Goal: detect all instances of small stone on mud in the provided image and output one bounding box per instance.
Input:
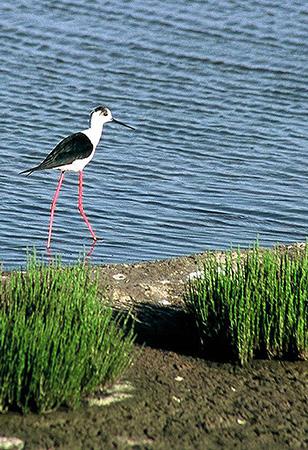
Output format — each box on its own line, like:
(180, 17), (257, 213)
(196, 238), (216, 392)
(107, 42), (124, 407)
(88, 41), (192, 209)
(159, 299), (171, 305)
(187, 270), (204, 280)
(0, 437), (24, 450)
(87, 382), (134, 407)
(175, 376), (184, 382)
(107, 382), (134, 394)
(237, 418), (246, 425)
(112, 273), (126, 281)
(116, 436), (154, 447)
(88, 392), (133, 407)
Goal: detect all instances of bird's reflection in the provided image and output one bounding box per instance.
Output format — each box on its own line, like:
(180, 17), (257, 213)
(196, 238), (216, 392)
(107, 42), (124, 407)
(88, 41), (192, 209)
(46, 239), (99, 265)
(84, 239), (98, 263)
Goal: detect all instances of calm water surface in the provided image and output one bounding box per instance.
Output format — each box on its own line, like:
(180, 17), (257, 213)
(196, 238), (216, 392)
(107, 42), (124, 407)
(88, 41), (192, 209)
(1, 0), (307, 268)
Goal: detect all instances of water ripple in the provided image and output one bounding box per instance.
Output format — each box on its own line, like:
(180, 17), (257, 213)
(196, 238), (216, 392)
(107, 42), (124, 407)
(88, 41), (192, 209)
(0, 0), (307, 268)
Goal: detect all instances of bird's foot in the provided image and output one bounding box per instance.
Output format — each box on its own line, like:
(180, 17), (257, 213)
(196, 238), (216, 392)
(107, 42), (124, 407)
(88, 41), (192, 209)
(92, 235), (103, 241)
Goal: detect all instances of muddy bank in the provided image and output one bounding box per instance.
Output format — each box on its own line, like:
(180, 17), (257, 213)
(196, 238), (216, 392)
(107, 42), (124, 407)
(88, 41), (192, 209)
(96, 250), (204, 354)
(96, 242), (306, 354)
(0, 346), (307, 450)
(97, 242), (306, 306)
(0, 243), (307, 449)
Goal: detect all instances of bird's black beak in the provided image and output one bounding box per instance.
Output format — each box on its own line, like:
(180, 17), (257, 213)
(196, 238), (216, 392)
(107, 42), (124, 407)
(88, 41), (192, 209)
(112, 117), (135, 130)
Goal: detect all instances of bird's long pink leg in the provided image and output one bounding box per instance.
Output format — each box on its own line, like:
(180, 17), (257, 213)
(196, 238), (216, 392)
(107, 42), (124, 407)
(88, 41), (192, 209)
(78, 170), (97, 240)
(47, 171), (65, 248)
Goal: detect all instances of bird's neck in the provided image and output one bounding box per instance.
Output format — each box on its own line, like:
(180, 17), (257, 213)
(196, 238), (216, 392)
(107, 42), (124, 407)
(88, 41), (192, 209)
(83, 122), (103, 148)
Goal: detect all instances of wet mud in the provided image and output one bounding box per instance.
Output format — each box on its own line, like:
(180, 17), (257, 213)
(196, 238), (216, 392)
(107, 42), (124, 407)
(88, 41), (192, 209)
(0, 244), (307, 449)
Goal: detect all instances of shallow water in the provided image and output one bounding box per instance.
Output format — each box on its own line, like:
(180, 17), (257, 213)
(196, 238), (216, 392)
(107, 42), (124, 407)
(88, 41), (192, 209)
(1, 0), (307, 268)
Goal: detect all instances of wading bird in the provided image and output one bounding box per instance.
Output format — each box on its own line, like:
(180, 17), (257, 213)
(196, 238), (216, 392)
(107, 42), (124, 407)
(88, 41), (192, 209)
(20, 106), (135, 248)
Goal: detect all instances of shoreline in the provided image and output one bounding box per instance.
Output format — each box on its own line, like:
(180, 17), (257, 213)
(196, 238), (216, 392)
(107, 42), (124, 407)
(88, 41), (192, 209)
(95, 241), (306, 307)
(93, 241), (306, 353)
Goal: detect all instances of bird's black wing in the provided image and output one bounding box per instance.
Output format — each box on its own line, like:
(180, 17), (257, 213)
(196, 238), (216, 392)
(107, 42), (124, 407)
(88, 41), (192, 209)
(20, 132), (93, 175)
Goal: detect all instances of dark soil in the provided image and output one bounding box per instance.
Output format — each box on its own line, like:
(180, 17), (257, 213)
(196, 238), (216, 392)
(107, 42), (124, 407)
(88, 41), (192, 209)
(0, 347), (307, 450)
(0, 244), (307, 450)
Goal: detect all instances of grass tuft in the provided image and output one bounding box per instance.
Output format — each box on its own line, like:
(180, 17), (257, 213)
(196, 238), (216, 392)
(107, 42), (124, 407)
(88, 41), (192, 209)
(185, 244), (307, 365)
(0, 255), (134, 413)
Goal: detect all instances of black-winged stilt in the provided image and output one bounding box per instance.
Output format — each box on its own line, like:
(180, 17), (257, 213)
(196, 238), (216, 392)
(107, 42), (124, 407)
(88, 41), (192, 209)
(20, 106), (135, 248)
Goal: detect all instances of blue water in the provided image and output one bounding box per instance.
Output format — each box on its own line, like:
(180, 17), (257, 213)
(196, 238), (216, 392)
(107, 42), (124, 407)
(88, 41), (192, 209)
(1, 0), (307, 268)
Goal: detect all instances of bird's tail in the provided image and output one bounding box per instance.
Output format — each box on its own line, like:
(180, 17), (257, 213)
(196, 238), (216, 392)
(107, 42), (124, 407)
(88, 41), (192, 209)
(19, 166), (40, 176)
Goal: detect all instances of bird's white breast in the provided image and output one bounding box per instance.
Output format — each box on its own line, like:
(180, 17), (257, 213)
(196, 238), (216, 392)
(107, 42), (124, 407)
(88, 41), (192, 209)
(82, 125), (103, 148)
(59, 154), (95, 172)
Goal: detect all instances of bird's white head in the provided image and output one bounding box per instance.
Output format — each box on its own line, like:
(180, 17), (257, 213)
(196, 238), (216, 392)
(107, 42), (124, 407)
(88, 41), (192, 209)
(89, 105), (135, 130)
(89, 105), (113, 128)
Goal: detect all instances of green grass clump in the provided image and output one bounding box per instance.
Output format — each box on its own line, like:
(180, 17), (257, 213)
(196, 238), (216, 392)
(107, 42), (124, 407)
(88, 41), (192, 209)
(0, 256), (134, 413)
(185, 245), (307, 365)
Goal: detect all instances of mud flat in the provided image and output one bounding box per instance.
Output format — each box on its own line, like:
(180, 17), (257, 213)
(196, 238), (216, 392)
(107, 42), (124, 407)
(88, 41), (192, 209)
(0, 243), (307, 450)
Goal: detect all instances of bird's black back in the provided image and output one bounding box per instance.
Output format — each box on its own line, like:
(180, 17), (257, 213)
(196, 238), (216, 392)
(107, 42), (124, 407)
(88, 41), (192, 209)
(21, 132), (94, 175)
